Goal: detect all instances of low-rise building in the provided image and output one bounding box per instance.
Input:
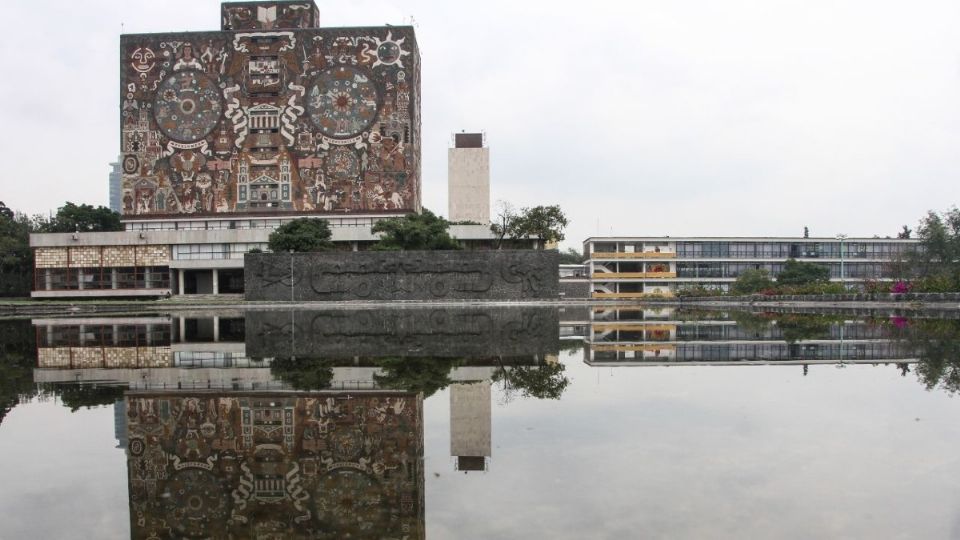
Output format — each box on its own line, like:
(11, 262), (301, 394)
(584, 236), (917, 298)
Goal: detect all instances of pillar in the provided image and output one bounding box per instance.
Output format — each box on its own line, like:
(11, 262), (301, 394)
(44, 269), (52, 291)
(212, 269), (219, 295)
(351, 242), (358, 252)
(212, 316), (220, 342)
(179, 317), (186, 343)
(144, 267), (152, 288)
(111, 268), (118, 289)
(77, 269), (85, 290)
(178, 269), (185, 295)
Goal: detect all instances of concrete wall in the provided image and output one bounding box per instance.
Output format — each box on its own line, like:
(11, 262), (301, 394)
(448, 147), (490, 224)
(245, 250), (559, 301)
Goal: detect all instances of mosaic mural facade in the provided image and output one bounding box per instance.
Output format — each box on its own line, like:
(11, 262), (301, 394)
(120, 1), (420, 217)
(126, 391), (424, 539)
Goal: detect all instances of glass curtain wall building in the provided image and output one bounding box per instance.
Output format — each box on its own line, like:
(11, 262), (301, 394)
(584, 236), (918, 298)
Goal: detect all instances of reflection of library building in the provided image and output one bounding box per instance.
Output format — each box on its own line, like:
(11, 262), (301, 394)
(584, 236), (918, 299)
(29, 1), (497, 298)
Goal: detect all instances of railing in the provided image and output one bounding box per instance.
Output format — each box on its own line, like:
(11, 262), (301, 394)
(591, 272), (677, 279)
(591, 252), (677, 259)
(592, 292), (676, 299)
(591, 344), (677, 352)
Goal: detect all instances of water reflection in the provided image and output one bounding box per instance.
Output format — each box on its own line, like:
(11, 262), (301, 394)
(3, 306), (960, 538)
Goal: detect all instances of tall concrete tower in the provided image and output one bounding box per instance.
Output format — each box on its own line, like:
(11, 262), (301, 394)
(447, 132), (490, 224)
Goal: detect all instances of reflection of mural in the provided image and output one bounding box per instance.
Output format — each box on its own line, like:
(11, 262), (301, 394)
(126, 391), (424, 539)
(120, 3), (420, 216)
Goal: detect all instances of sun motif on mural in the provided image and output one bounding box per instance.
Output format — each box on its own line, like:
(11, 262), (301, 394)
(153, 70), (223, 142)
(306, 66), (380, 139)
(370, 31), (410, 68)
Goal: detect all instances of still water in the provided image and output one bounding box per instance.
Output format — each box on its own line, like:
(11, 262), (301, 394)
(1, 306), (959, 539)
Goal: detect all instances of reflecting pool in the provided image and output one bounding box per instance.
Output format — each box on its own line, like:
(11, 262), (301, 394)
(2, 306), (960, 539)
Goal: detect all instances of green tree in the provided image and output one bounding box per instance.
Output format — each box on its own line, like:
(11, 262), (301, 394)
(731, 268), (775, 295)
(914, 208), (960, 290)
(513, 205), (568, 248)
(267, 218), (334, 253)
(0, 320), (39, 425)
(0, 202), (35, 297)
(39, 202), (122, 233)
(776, 258), (830, 286)
(372, 357), (461, 397)
(270, 357), (336, 390)
(557, 247), (584, 264)
(490, 201), (523, 249)
(371, 209), (461, 251)
(493, 361), (570, 400)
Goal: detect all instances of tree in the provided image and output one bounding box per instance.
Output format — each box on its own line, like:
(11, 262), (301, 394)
(776, 258), (830, 286)
(371, 208), (461, 251)
(731, 268), (775, 294)
(493, 361), (570, 400)
(267, 218), (334, 253)
(0, 203), (34, 297)
(490, 201), (523, 249)
(270, 357), (335, 390)
(557, 247), (584, 264)
(372, 357), (461, 397)
(38, 202), (122, 233)
(898, 225), (912, 239)
(914, 208), (960, 289)
(803, 226), (809, 238)
(513, 205), (568, 248)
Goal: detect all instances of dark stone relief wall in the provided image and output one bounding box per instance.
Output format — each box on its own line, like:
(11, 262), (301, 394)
(245, 307), (560, 358)
(244, 250), (560, 301)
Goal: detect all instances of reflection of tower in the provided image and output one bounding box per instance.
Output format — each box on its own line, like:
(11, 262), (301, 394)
(448, 132), (490, 224)
(113, 398), (127, 449)
(450, 381), (491, 472)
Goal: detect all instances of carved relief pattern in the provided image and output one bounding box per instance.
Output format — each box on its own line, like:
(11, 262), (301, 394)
(120, 23), (419, 216)
(126, 392), (424, 539)
(246, 251), (560, 302)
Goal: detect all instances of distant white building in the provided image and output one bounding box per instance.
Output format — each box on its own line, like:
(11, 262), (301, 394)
(108, 159), (122, 212)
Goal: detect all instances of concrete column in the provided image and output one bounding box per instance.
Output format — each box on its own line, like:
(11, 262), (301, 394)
(77, 269), (85, 290)
(78, 325), (86, 346)
(112, 324), (119, 345)
(178, 270), (185, 295)
(212, 269), (219, 295)
(179, 318), (186, 343)
(111, 268), (118, 289)
(212, 316), (220, 342)
(44, 269), (52, 291)
(351, 242), (358, 252)
(144, 267), (152, 288)
(145, 324), (153, 345)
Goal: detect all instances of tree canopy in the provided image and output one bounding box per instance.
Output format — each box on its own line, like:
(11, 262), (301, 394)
(490, 203), (568, 249)
(914, 207), (960, 290)
(731, 268), (774, 295)
(371, 209), (461, 251)
(38, 202), (122, 233)
(0, 202), (34, 297)
(776, 258), (830, 286)
(267, 218), (334, 253)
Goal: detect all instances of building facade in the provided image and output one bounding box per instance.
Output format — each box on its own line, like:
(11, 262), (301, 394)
(31, 1), (516, 298)
(584, 236), (917, 298)
(108, 159), (122, 212)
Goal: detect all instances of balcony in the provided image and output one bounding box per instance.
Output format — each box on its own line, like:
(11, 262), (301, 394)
(591, 272), (677, 279)
(591, 252), (677, 259)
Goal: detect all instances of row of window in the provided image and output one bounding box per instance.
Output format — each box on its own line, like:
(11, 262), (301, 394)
(38, 324), (171, 347)
(672, 262), (891, 279)
(36, 266), (170, 291)
(125, 217), (380, 232)
(173, 243), (268, 260)
(590, 241), (914, 259)
(592, 342), (908, 362)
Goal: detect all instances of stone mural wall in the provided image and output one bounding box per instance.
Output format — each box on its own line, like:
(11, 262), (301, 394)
(245, 307), (560, 358)
(120, 5), (420, 217)
(126, 391), (424, 539)
(244, 250), (560, 301)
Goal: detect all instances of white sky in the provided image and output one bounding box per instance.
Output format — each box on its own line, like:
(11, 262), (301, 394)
(1, 0), (958, 249)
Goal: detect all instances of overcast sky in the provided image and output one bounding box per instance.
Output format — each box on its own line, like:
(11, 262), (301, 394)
(1, 0), (958, 248)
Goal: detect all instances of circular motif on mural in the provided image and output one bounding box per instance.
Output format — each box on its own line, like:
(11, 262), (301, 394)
(306, 66), (380, 139)
(122, 154), (140, 175)
(377, 42), (401, 64)
(161, 468), (228, 537)
(325, 147), (360, 182)
(128, 438), (145, 456)
(314, 469), (388, 532)
(332, 428), (364, 461)
(153, 70), (223, 143)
